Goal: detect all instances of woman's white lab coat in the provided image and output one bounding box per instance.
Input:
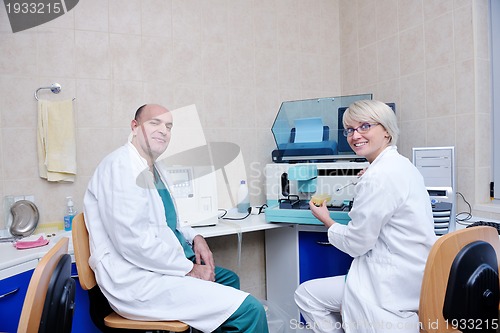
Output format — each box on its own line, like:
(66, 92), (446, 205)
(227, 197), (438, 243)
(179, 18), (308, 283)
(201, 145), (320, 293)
(328, 146), (437, 332)
(83, 142), (248, 332)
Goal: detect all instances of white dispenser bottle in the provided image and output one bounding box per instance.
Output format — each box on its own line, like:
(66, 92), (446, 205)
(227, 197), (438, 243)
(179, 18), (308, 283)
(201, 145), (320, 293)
(64, 196), (77, 231)
(237, 180), (250, 213)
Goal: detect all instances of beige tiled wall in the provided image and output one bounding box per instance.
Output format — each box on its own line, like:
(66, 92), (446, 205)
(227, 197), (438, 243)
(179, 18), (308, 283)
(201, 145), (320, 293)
(0, 0), (341, 223)
(339, 0), (498, 220)
(0, 0), (497, 299)
(0, 0), (341, 298)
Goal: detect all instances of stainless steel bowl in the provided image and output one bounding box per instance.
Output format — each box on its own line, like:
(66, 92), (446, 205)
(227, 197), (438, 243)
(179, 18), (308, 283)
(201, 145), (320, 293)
(0, 200), (39, 242)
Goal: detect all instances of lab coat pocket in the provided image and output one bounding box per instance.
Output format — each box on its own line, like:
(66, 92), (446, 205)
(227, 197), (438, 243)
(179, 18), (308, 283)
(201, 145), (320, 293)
(366, 253), (398, 307)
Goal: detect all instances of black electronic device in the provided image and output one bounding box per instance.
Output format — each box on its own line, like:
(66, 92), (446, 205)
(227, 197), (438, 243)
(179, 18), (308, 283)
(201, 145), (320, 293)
(431, 201), (453, 235)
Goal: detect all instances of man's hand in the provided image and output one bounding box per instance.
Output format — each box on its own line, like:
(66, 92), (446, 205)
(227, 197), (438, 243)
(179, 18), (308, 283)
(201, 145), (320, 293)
(186, 264), (215, 281)
(192, 235), (215, 270)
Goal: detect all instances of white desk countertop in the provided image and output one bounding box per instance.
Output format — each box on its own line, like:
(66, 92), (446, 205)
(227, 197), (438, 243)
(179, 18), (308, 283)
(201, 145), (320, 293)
(0, 214), (283, 279)
(194, 214), (283, 238)
(0, 231), (73, 280)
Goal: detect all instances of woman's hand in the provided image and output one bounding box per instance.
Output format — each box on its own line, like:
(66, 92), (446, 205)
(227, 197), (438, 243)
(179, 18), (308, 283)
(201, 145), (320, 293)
(309, 200), (336, 228)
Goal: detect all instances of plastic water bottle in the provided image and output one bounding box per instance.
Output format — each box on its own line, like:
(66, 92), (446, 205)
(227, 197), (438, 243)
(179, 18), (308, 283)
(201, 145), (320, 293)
(64, 196), (76, 231)
(237, 180), (250, 213)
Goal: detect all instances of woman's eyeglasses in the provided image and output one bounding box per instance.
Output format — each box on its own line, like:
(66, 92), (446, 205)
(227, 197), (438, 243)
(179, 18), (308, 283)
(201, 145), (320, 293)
(343, 123), (379, 137)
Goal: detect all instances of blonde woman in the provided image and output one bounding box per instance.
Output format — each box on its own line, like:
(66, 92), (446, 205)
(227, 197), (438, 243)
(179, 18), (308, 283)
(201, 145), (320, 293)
(295, 100), (437, 333)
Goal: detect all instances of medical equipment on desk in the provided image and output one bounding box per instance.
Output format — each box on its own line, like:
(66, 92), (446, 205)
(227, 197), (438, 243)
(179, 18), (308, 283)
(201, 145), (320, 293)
(165, 166), (219, 227)
(265, 96), (397, 225)
(270, 94), (374, 163)
(265, 95), (375, 224)
(264, 162), (368, 225)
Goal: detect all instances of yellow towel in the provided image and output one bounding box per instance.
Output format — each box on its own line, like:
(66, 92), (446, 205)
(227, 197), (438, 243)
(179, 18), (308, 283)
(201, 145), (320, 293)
(37, 99), (77, 182)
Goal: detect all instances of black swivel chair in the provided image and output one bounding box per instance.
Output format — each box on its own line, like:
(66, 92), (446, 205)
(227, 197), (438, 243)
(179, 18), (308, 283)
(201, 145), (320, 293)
(17, 237), (75, 333)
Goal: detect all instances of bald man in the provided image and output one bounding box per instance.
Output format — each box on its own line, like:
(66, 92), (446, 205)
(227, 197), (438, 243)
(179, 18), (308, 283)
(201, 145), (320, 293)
(84, 104), (269, 332)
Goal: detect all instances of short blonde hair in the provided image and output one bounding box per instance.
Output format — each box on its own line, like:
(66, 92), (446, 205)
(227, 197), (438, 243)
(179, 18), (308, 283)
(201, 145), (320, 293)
(343, 100), (399, 145)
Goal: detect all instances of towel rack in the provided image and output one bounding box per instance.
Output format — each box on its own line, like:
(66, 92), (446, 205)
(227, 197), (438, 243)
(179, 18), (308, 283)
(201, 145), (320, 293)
(34, 83), (75, 101)
(34, 83), (61, 101)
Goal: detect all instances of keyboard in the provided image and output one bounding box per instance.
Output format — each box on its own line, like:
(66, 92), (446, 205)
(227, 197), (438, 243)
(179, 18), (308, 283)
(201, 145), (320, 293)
(466, 221), (500, 234)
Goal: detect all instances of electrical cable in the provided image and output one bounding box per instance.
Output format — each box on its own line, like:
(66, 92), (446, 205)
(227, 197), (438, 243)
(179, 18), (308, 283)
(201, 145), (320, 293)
(217, 204), (267, 220)
(217, 208), (250, 220)
(455, 192), (472, 225)
(454, 192), (500, 227)
(221, 211), (251, 220)
(218, 209), (228, 219)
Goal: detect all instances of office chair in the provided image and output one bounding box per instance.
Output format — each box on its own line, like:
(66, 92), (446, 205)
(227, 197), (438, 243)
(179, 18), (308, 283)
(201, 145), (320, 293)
(419, 226), (500, 333)
(71, 212), (189, 332)
(17, 237), (75, 333)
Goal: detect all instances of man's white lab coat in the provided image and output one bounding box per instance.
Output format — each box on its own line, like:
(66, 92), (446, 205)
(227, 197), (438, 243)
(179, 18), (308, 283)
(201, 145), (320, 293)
(329, 146), (438, 332)
(84, 142), (248, 332)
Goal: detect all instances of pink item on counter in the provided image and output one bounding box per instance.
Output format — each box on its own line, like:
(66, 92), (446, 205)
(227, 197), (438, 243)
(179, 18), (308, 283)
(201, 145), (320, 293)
(14, 235), (49, 249)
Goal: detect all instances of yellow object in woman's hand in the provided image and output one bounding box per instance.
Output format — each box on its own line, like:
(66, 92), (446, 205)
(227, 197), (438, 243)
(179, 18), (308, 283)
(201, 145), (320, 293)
(311, 194), (331, 206)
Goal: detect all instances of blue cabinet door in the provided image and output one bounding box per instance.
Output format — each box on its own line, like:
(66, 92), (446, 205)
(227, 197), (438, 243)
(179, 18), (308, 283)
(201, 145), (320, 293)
(298, 231), (353, 283)
(0, 269), (34, 333)
(0, 264), (100, 333)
